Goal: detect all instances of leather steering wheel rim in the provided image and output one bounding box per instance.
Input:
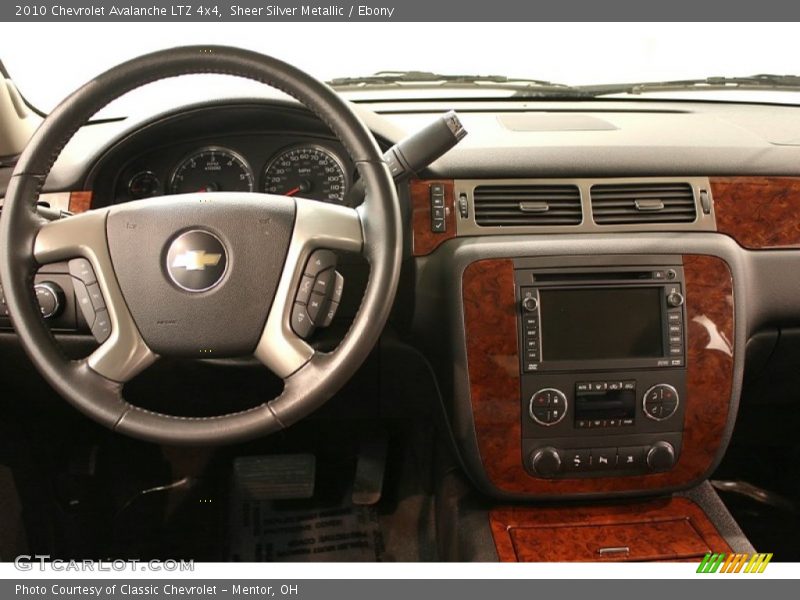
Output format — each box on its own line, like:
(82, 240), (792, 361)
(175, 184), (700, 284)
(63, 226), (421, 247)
(0, 46), (401, 445)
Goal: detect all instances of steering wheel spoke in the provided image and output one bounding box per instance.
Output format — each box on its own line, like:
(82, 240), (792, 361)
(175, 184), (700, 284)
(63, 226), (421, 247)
(34, 210), (157, 382)
(254, 198), (363, 378)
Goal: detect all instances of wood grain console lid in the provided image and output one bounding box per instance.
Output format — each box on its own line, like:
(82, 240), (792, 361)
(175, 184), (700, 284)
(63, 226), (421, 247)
(491, 497), (732, 562)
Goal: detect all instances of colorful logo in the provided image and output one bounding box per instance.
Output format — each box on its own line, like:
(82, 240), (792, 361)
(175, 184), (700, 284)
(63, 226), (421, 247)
(697, 552), (773, 573)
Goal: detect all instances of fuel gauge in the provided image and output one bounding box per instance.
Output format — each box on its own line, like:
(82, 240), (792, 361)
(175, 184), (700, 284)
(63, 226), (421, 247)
(128, 171), (161, 200)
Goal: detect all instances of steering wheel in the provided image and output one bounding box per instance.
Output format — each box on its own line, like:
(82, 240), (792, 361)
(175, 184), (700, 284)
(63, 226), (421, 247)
(0, 46), (401, 445)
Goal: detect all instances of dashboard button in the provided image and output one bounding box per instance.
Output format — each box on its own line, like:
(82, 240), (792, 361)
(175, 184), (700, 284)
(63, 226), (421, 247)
(68, 258), (96, 284)
(591, 448), (617, 470)
(529, 389), (568, 426)
(563, 449), (591, 472)
(91, 309), (111, 343)
(618, 446), (646, 469)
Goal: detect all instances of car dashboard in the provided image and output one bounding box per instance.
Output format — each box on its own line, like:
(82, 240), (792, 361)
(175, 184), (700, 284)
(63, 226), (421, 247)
(3, 94), (800, 562)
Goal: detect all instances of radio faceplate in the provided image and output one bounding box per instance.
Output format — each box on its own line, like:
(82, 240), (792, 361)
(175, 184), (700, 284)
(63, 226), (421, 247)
(514, 256), (688, 479)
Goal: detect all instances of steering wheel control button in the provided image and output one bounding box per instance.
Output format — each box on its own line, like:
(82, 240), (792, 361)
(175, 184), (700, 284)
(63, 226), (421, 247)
(86, 283), (106, 310)
(332, 272), (345, 304)
(312, 269), (334, 295)
(73, 280), (96, 327)
(304, 249), (336, 277)
(91, 309), (112, 343)
(643, 384), (680, 421)
(296, 275), (314, 304)
(291, 303), (314, 339)
(68, 258), (97, 285)
(34, 282), (65, 319)
(165, 230), (228, 293)
(319, 301), (340, 328)
(307, 292), (328, 323)
(528, 388), (568, 426)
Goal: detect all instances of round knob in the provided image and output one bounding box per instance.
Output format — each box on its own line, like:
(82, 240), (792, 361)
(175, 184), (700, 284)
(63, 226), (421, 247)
(647, 442), (676, 472)
(667, 292), (684, 307)
(642, 384), (680, 421)
(521, 296), (538, 312)
(34, 282), (65, 319)
(531, 447), (561, 477)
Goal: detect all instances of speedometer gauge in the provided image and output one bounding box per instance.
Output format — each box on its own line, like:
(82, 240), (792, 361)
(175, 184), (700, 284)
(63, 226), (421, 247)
(263, 145), (348, 203)
(170, 147), (254, 194)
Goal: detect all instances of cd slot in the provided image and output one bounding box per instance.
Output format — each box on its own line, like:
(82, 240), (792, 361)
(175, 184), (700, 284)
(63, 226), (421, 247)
(532, 271), (656, 283)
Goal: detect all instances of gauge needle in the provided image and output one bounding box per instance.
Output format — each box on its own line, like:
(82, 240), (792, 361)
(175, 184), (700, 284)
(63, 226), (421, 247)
(284, 187), (301, 197)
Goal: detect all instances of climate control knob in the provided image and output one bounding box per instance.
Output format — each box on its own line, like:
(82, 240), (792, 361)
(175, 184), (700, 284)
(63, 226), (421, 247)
(646, 441), (676, 472)
(531, 447), (562, 477)
(34, 282), (65, 319)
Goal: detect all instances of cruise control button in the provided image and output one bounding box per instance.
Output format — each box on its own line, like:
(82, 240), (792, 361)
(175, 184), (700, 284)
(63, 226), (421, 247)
(68, 258), (96, 284)
(91, 309), (111, 343)
(291, 303), (314, 338)
(73, 279), (96, 328)
(86, 283), (106, 310)
(304, 249), (336, 277)
(296, 275), (314, 304)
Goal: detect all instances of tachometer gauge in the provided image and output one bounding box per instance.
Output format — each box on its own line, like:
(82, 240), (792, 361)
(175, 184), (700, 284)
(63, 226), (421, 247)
(263, 145), (348, 203)
(170, 147), (254, 194)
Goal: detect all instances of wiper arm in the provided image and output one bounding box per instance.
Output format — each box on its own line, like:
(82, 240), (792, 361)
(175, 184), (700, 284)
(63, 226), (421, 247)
(579, 74), (800, 96)
(328, 70), (586, 95)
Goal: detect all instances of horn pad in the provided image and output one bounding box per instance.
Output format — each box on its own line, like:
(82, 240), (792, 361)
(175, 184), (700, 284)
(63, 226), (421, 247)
(106, 194), (295, 357)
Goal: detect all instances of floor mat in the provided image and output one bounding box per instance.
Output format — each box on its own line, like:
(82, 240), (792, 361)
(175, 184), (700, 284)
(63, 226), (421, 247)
(230, 500), (385, 562)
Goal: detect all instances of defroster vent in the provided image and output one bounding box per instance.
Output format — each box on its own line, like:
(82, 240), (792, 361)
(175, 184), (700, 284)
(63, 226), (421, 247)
(473, 184), (582, 226)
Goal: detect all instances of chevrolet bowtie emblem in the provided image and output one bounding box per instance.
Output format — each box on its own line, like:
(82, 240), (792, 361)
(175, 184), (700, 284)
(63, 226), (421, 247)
(171, 250), (223, 271)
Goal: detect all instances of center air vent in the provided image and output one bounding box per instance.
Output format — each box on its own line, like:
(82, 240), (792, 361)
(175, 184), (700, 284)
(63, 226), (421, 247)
(591, 183), (697, 225)
(473, 184), (582, 226)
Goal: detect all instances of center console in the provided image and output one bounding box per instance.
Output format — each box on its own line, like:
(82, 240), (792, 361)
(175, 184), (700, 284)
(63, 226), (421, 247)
(515, 257), (687, 479)
(461, 253), (735, 499)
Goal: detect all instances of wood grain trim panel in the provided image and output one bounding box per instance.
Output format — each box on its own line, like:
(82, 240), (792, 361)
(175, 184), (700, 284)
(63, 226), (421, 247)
(410, 179), (456, 256)
(490, 497), (732, 562)
(712, 176), (800, 249)
(68, 191), (93, 214)
(462, 255), (734, 495)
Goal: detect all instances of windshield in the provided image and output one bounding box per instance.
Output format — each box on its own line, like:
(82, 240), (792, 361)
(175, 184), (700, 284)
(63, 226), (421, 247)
(2, 22), (800, 116)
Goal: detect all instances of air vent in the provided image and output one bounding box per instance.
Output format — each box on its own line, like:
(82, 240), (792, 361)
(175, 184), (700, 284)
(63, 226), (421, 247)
(591, 183), (697, 225)
(473, 184), (582, 226)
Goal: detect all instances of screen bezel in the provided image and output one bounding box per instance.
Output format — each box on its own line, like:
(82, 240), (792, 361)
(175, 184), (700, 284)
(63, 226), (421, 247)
(525, 283), (679, 373)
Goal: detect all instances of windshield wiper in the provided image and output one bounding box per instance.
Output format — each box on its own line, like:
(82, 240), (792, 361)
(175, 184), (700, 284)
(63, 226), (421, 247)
(328, 71), (592, 97)
(577, 74), (800, 96)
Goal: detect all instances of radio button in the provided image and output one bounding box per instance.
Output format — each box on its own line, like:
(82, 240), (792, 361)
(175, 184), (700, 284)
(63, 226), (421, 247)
(531, 447), (562, 477)
(608, 381), (623, 391)
(668, 313), (682, 323)
(576, 382), (591, 393)
(669, 346), (683, 356)
(592, 448), (617, 470)
(618, 446), (646, 469)
(667, 292), (685, 308)
(563, 449), (591, 472)
(591, 382), (608, 392)
(622, 381), (636, 391)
